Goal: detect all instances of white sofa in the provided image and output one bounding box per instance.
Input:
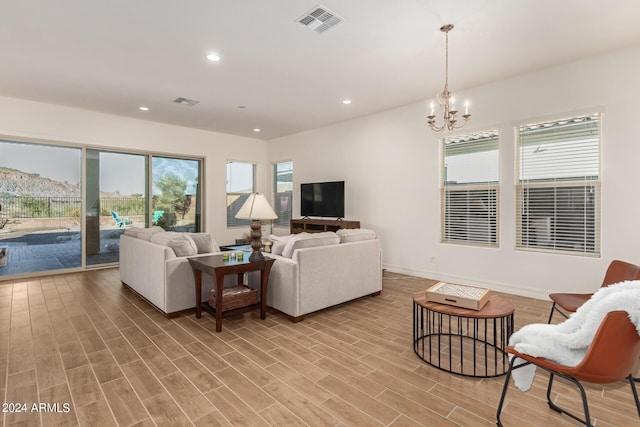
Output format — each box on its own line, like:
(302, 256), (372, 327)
(119, 227), (225, 317)
(119, 227), (382, 321)
(264, 229), (382, 322)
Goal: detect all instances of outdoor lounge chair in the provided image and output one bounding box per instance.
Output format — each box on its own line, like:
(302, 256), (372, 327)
(152, 210), (164, 225)
(111, 211), (132, 228)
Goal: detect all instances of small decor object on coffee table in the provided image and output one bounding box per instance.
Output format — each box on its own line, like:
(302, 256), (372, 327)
(426, 281), (490, 310)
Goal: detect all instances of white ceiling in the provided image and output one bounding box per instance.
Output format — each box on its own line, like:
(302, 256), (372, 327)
(1, 0), (640, 140)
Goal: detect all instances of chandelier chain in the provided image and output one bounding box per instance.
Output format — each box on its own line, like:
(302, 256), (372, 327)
(444, 28), (449, 93)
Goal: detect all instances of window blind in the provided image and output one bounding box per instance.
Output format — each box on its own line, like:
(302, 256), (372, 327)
(441, 131), (499, 247)
(516, 114), (601, 255)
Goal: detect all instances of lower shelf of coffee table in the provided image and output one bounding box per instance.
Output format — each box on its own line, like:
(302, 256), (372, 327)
(200, 301), (260, 318)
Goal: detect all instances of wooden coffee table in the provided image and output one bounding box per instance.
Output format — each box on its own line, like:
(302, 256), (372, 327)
(188, 254), (275, 332)
(413, 290), (515, 378)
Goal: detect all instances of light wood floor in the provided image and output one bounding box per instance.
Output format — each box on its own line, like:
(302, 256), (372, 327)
(1, 269), (638, 426)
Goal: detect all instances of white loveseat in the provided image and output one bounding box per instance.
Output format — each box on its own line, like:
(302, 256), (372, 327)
(119, 227), (225, 317)
(264, 229), (382, 322)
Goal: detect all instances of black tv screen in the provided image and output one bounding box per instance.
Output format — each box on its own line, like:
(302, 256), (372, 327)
(301, 181), (345, 218)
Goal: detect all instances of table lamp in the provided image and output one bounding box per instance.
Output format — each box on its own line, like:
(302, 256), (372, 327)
(235, 193), (278, 261)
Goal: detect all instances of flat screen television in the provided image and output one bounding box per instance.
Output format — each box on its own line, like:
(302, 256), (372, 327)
(300, 181), (345, 218)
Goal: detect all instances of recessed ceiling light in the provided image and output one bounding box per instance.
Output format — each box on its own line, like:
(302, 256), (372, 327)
(342, 99), (352, 105)
(206, 53), (221, 62)
(138, 106), (149, 111)
(253, 128), (261, 132)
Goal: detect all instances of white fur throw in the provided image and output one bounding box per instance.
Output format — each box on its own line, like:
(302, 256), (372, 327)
(509, 280), (640, 391)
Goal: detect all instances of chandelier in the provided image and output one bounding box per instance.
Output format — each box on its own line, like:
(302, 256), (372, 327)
(427, 24), (471, 133)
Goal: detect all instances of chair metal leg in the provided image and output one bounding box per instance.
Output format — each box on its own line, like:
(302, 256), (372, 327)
(498, 356), (634, 426)
(547, 302), (557, 323)
(545, 368), (592, 426)
(630, 375), (640, 419)
(547, 302), (570, 324)
(496, 357), (530, 427)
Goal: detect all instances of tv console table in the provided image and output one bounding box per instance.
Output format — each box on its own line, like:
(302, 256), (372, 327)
(290, 218), (360, 234)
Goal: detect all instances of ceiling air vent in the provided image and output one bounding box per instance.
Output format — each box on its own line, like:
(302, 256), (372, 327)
(298, 4), (343, 34)
(173, 97), (200, 107)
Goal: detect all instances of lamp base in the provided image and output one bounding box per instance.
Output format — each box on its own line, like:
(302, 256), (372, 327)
(249, 251), (265, 262)
(249, 219), (264, 262)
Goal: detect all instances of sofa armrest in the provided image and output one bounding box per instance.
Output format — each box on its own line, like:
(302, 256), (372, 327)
(120, 234), (175, 309)
(263, 254), (300, 317)
(294, 239), (382, 315)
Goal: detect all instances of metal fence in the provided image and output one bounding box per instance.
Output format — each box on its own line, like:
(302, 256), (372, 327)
(0, 196), (145, 218)
(99, 197), (145, 217)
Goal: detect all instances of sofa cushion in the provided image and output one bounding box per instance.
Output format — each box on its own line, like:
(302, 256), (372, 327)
(150, 231), (198, 257)
(268, 234), (293, 256)
(187, 232), (220, 254)
(123, 227), (144, 238)
(282, 232), (340, 258)
(336, 228), (377, 243)
(124, 226), (165, 240)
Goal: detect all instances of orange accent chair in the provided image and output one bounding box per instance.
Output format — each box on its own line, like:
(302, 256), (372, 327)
(548, 260), (640, 323)
(496, 310), (640, 426)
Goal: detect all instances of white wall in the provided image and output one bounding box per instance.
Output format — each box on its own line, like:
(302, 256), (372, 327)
(0, 96), (267, 245)
(267, 45), (640, 299)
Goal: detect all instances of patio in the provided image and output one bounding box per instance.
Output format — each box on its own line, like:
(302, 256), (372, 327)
(0, 229), (124, 276)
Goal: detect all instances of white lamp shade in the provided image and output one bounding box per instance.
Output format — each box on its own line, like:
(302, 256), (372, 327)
(235, 193), (278, 220)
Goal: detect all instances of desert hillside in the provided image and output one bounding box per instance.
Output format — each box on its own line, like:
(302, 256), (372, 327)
(0, 167), (80, 197)
(0, 167), (126, 198)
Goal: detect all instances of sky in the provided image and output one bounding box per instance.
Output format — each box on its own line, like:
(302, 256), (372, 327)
(0, 141), (81, 185)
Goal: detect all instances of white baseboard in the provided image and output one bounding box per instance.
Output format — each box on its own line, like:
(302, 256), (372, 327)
(383, 263), (549, 301)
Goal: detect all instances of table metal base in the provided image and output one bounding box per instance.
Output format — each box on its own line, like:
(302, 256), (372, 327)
(413, 294), (514, 378)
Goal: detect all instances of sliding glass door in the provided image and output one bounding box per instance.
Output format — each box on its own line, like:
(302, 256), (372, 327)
(0, 139), (203, 279)
(86, 150), (148, 266)
(0, 140), (82, 275)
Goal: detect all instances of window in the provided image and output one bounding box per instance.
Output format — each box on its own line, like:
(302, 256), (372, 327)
(516, 114), (600, 255)
(226, 161), (255, 227)
(273, 161), (293, 227)
(441, 131), (499, 246)
(152, 156), (202, 232)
